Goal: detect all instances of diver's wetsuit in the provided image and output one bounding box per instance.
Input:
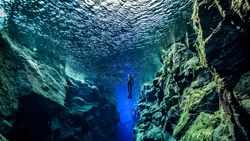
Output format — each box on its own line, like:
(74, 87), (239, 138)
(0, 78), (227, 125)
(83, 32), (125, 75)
(128, 75), (133, 99)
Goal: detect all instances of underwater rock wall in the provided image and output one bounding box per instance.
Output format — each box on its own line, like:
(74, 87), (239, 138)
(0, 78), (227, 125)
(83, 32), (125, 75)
(134, 0), (250, 140)
(0, 31), (119, 141)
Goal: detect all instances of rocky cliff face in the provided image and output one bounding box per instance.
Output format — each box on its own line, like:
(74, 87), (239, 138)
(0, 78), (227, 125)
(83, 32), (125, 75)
(0, 31), (119, 141)
(134, 0), (250, 140)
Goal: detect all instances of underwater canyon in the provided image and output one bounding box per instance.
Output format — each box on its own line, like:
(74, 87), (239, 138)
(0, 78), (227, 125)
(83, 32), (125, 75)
(0, 0), (250, 141)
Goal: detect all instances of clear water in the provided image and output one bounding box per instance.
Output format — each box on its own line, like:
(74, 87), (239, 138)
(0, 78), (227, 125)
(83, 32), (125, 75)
(7, 0), (191, 85)
(115, 79), (140, 141)
(2, 0), (192, 139)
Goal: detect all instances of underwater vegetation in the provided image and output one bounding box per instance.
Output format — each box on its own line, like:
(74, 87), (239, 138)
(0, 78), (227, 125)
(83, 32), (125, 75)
(1, 0), (250, 141)
(134, 0), (250, 140)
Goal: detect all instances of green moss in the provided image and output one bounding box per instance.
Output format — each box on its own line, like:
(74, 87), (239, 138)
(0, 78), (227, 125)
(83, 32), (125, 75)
(192, 0), (224, 68)
(209, 68), (225, 93)
(213, 115), (236, 141)
(173, 111), (190, 136)
(146, 125), (162, 140)
(231, 0), (250, 19)
(181, 112), (220, 141)
(0, 133), (9, 141)
(214, 0), (226, 17)
(192, 0), (208, 67)
(162, 43), (190, 74)
(241, 99), (250, 113)
(183, 56), (202, 77)
(173, 81), (216, 137)
(183, 81), (216, 111)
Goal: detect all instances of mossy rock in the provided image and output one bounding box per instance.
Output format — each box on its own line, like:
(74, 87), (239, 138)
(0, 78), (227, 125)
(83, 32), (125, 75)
(181, 81), (216, 112)
(212, 117), (235, 141)
(0, 133), (9, 141)
(173, 111), (190, 137)
(180, 112), (220, 141)
(234, 71), (250, 114)
(240, 99), (250, 114)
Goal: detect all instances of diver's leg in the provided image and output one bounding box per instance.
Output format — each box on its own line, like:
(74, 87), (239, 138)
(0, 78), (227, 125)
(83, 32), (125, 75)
(129, 84), (132, 98)
(128, 84), (131, 98)
(128, 85), (130, 93)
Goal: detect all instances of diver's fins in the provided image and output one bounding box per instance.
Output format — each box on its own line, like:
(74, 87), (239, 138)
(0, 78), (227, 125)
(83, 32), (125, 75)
(128, 94), (132, 99)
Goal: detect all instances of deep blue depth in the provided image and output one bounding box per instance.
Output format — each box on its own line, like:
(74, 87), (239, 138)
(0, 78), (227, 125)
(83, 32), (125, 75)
(115, 76), (140, 141)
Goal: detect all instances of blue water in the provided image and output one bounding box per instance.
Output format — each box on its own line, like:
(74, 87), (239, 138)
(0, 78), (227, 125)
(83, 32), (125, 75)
(1, 0), (191, 140)
(115, 78), (140, 141)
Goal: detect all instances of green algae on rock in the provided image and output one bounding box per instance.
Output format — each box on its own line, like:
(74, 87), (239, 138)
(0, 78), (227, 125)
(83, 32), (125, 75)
(134, 0), (250, 140)
(0, 0), (250, 140)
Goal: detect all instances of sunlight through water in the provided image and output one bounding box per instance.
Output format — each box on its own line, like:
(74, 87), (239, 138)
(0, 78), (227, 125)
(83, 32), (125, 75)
(3, 0), (192, 139)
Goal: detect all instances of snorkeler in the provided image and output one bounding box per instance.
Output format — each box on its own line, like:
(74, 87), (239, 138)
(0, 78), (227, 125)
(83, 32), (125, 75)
(128, 74), (133, 99)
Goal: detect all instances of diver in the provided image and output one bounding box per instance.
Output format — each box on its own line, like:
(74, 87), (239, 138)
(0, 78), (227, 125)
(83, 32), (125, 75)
(128, 74), (133, 99)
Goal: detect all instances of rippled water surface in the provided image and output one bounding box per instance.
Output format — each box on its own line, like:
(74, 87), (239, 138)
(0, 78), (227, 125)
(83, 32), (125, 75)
(1, 0), (192, 140)
(5, 0), (191, 85)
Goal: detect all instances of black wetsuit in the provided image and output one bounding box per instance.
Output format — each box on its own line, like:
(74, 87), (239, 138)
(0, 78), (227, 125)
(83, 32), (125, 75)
(128, 76), (133, 99)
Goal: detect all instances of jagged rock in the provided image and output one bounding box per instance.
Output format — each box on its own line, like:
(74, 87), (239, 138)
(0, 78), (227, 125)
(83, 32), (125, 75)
(0, 133), (9, 141)
(164, 105), (180, 133)
(193, 0), (250, 88)
(212, 121), (236, 141)
(181, 112), (221, 141)
(67, 96), (86, 106)
(134, 2), (250, 138)
(140, 109), (152, 121)
(1, 0), (250, 140)
(234, 71), (250, 114)
(0, 32), (119, 141)
(0, 38), (18, 137)
(51, 76), (119, 141)
(7, 94), (62, 141)
(190, 89), (219, 114)
(144, 87), (158, 102)
(134, 43), (199, 140)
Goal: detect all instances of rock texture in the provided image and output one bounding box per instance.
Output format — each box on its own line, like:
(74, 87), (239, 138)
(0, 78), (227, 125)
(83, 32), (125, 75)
(0, 31), (119, 141)
(134, 0), (250, 140)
